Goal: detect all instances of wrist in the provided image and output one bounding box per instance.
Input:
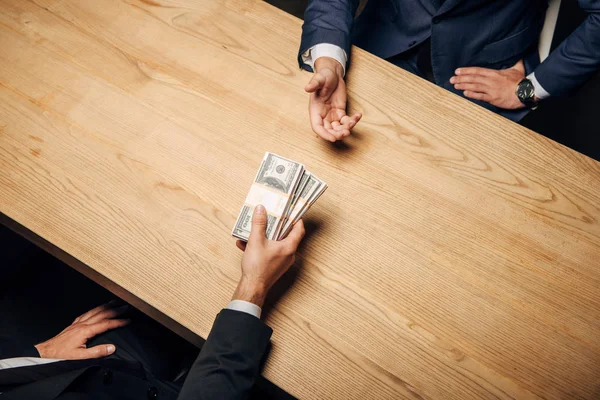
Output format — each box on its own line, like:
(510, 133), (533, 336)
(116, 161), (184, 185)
(232, 278), (267, 308)
(34, 343), (48, 358)
(314, 57), (344, 79)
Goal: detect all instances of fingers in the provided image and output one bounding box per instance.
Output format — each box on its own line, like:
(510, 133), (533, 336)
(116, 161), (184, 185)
(85, 318), (130, 338)
(463, 90), (492, 102)
(314, 125), (338, 142)
(450, 74), (490, 86)
(450, 72), (495, 103)
(283, 219), (306, 250)
(324, 113), (350, 140)
(310, 110), (337, 142)
(340, 112), (362, 129)
(308, 99), (361, 142)
(236, 240), (247, 251)
(76, 344), (116, 360)
(75, 300), (119, 323)
(453, 83), (488, 92)
(455, 67), (495, 77)
(249, 205), (268, 243)
(305, 73), (326, 93)
(85, 304), (129, 325)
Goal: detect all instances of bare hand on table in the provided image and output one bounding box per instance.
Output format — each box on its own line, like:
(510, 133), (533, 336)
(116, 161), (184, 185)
(305, 57), (362, 142)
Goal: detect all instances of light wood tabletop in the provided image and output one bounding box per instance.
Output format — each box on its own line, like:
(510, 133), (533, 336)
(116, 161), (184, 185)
(1, 0), (599, 398)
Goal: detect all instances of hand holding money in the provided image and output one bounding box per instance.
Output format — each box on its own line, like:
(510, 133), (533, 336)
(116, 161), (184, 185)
(233, 205), (306, 307)
(232, 152), (327, 241)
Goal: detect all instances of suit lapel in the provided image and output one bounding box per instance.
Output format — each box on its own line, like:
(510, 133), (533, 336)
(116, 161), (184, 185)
(436, 0), (464, 15)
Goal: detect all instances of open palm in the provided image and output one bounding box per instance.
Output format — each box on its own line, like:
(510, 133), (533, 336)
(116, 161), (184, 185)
(305, 64), (361, 142)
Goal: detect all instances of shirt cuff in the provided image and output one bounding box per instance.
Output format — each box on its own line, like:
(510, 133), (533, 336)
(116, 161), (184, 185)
(301, 43), (347, 76)
(527, 72), (551, 100)
(227, 300), (262, 319)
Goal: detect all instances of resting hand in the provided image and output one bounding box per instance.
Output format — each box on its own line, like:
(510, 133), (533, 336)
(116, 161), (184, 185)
(35, 302), (130, 359)
(234, 205), (306, 307)
(305, 57), (362, 142)
(450, 60), (530, 110)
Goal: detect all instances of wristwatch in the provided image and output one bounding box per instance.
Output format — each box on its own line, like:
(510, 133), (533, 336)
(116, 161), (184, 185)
(516, 78), (538, 110)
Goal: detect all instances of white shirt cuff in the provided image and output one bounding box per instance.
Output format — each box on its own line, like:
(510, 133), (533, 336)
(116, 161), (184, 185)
(301, 43), (347, 76)
(227, 300), (262, 319)
(527, 72), (551, 100)
(0, 357), (62, 370)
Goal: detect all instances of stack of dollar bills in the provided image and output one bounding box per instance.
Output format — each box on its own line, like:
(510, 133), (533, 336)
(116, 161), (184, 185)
(232, 152), (327, 241)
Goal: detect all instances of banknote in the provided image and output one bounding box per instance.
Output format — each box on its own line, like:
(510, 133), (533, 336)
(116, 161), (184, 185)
(280, 171), (310, 229)
(278, 173), (327, 239)
(232, 152), (304, 241)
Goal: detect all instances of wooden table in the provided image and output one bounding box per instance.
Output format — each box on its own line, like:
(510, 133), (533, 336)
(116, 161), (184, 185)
(1, 0), (599, 398)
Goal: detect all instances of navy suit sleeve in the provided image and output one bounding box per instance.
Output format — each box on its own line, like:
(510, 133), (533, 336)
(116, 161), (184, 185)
(0, 335), (41, 359)
(298, 0), (359, 71)
(534, 0), (600, 95)
(177, 309), (272, 400)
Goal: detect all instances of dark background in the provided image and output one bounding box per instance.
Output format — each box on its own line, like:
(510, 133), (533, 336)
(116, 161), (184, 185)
(266, 0), (599, 161)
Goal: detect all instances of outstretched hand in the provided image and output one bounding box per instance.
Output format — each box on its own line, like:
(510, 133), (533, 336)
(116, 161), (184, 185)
(35, 301), (130, 359)
(234, 205), (305, 307)
(305, 57), (362, 142)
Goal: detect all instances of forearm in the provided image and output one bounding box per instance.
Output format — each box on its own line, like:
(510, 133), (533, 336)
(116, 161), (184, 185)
(533, 2), (600, 96)
(298, 0), (359, 68)
(0, 336), (41, 359)
(177, 309), (272, 400)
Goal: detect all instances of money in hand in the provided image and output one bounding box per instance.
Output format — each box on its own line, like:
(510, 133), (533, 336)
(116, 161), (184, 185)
(232, 152), (327, 241)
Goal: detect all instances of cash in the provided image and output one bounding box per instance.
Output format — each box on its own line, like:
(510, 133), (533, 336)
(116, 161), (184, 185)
(232, 152), (327, 241)
(278, 173), (327, 240)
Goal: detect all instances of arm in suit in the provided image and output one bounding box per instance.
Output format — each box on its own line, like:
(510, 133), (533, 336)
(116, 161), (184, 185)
(298, 0), (359, 69)
(297, 0), (363, 142)
(534, 0), (600, 96)
(0, 335), (40, 359)
(177, 309), (272, 400)
(178, 205), (306, 400)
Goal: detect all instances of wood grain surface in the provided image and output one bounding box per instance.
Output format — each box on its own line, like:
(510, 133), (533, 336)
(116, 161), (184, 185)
(1, 0), (599, 398)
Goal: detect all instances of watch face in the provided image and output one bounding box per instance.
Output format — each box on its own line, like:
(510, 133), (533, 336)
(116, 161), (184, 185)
(517, 79), (535, 102)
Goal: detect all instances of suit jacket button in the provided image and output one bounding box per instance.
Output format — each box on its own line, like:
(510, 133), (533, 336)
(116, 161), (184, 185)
(147, 386), (159, 399)
(432, 17), (441, 24)
(409, 41), (416, 47)
(103, 370), (113, 385)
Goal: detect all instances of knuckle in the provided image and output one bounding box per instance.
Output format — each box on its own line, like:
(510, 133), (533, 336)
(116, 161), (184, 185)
(82, 326), (93, 337)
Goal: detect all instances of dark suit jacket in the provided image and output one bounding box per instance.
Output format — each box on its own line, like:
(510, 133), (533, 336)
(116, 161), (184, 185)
(299, 0), (600, 120)
(0, 309), (272, 400)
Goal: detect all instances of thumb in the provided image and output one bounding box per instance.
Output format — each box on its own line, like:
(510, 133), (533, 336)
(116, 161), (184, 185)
(249, 205), (268, 242)
(76, 344), (116, 360)
(305, 73), (326, 93)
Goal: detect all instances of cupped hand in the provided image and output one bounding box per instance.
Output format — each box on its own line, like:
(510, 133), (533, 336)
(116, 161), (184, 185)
(305, 57), (362, 142)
